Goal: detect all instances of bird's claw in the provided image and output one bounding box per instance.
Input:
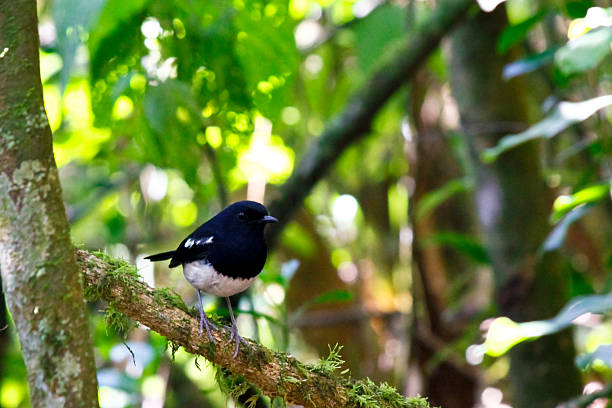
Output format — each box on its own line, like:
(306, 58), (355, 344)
(225, 325), (248, 358)
(199, 316), (215, 343)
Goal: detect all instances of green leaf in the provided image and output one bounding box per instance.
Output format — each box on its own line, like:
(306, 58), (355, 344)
(354, 4), (407, 73)
(53, 0), (106, 92)
(421, 232), (489, 264)
(502, 47), (557, 80)
(540, 204), (593, 253)
(576, 344), (612, 370)
(497, 10), (547, 54)
(555, 26), (612, 76)
(233, 3), (299, 121)
(415, 178), (473, 220)
(552, 183), (609, 222)
(483, 294), (612, 357)
(142, 80), (204, 181)
(483, 95), (612, 162)
(87, 0), (149, 126)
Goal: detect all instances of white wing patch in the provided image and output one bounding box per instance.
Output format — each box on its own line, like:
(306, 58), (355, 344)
(184, 236), (213, 248)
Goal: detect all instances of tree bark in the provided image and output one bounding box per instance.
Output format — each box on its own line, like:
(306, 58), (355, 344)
(448, 7), (582, 407)
(267, 0), (475, 244)
(77, 249), (430, 408)
(0, 1), (99, 406)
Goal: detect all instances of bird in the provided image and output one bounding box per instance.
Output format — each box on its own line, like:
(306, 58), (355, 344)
(145, 200), (278, 357)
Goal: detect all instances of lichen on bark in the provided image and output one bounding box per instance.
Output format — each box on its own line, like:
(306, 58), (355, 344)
(0, 0), (99, 406)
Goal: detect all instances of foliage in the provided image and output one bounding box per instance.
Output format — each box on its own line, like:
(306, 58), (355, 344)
(5, 0), (612, 406)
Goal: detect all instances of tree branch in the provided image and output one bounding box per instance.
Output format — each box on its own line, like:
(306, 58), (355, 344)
(77, 249), (430, 407)
(267, 0), (474, 243)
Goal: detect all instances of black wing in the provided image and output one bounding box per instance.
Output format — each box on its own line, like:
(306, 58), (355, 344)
(168, 233), (215, 268)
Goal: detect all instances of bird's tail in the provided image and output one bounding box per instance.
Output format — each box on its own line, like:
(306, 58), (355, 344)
(145, 250), (176, 262)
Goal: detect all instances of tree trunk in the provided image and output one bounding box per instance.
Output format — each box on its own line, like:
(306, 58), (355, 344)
(0, 1), (99, 406)
(408, 71), (479, 408)
(447, 7), (581, 407)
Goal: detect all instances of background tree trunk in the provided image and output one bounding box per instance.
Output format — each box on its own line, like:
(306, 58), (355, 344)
(0, 0), (99, 406)
(447, 7), (582, 407)
(407, 71), (479, 408)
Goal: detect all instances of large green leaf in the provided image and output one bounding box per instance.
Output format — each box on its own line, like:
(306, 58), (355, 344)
(483, 294), (612, 357)
(555, 26), (612, 76)
(483, 95), (612, 162)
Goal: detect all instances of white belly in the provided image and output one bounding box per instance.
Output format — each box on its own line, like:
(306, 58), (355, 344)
(183, 260), (256, 297)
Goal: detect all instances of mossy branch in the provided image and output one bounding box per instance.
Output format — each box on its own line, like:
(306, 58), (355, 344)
(77, 249), (430, 407)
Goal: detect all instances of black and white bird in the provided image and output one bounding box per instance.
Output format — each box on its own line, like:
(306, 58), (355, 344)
(145, 200), (277, 357)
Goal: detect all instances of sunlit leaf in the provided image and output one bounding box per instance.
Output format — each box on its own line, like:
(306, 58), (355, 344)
(233, 4), (299, 121)
(555, 26), (612, 75)
(576, 344), (612, 370)
(502, 47), (557, 80)
(483, 294), (612, 357)
(540, 204), (594, 253)
(88, 0), (148, 126)
(552, 183), (609, 222)
(484, 317), (524, 357)
(483, 95), (612, 162)
(497, 10), (547, 54)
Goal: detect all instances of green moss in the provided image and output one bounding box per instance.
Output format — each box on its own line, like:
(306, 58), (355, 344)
(311, 344), (345, 377)
(152, 287), (188, 313)
(166, 340), (181, 361)
(347, 378), (432, 408)
(215, 367), (251, 401)
(105, 303), (135, 340)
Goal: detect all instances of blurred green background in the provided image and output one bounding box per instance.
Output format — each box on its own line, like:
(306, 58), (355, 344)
(4, 0), (612, 407)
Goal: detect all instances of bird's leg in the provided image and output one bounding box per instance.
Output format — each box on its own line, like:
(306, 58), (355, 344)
(225, 296), (248, 358)
(196, 289), (215, 342)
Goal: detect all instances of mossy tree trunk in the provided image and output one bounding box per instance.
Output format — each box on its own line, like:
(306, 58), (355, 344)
(447, 7), (581, 407)
(0, 1), (99, 406)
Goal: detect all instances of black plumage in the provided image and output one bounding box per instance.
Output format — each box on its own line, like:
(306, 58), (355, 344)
(145, 200), (277, 357)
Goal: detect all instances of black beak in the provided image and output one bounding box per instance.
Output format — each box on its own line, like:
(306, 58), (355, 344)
(262, 215), (278, 224)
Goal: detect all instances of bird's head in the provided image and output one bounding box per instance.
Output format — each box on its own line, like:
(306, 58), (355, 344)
(217, 200), (278, 234)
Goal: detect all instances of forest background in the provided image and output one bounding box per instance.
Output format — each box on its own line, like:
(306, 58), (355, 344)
(2, 0), (612, 407)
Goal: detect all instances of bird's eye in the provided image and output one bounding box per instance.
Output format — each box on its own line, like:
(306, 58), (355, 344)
(238, 212), (246, 221)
